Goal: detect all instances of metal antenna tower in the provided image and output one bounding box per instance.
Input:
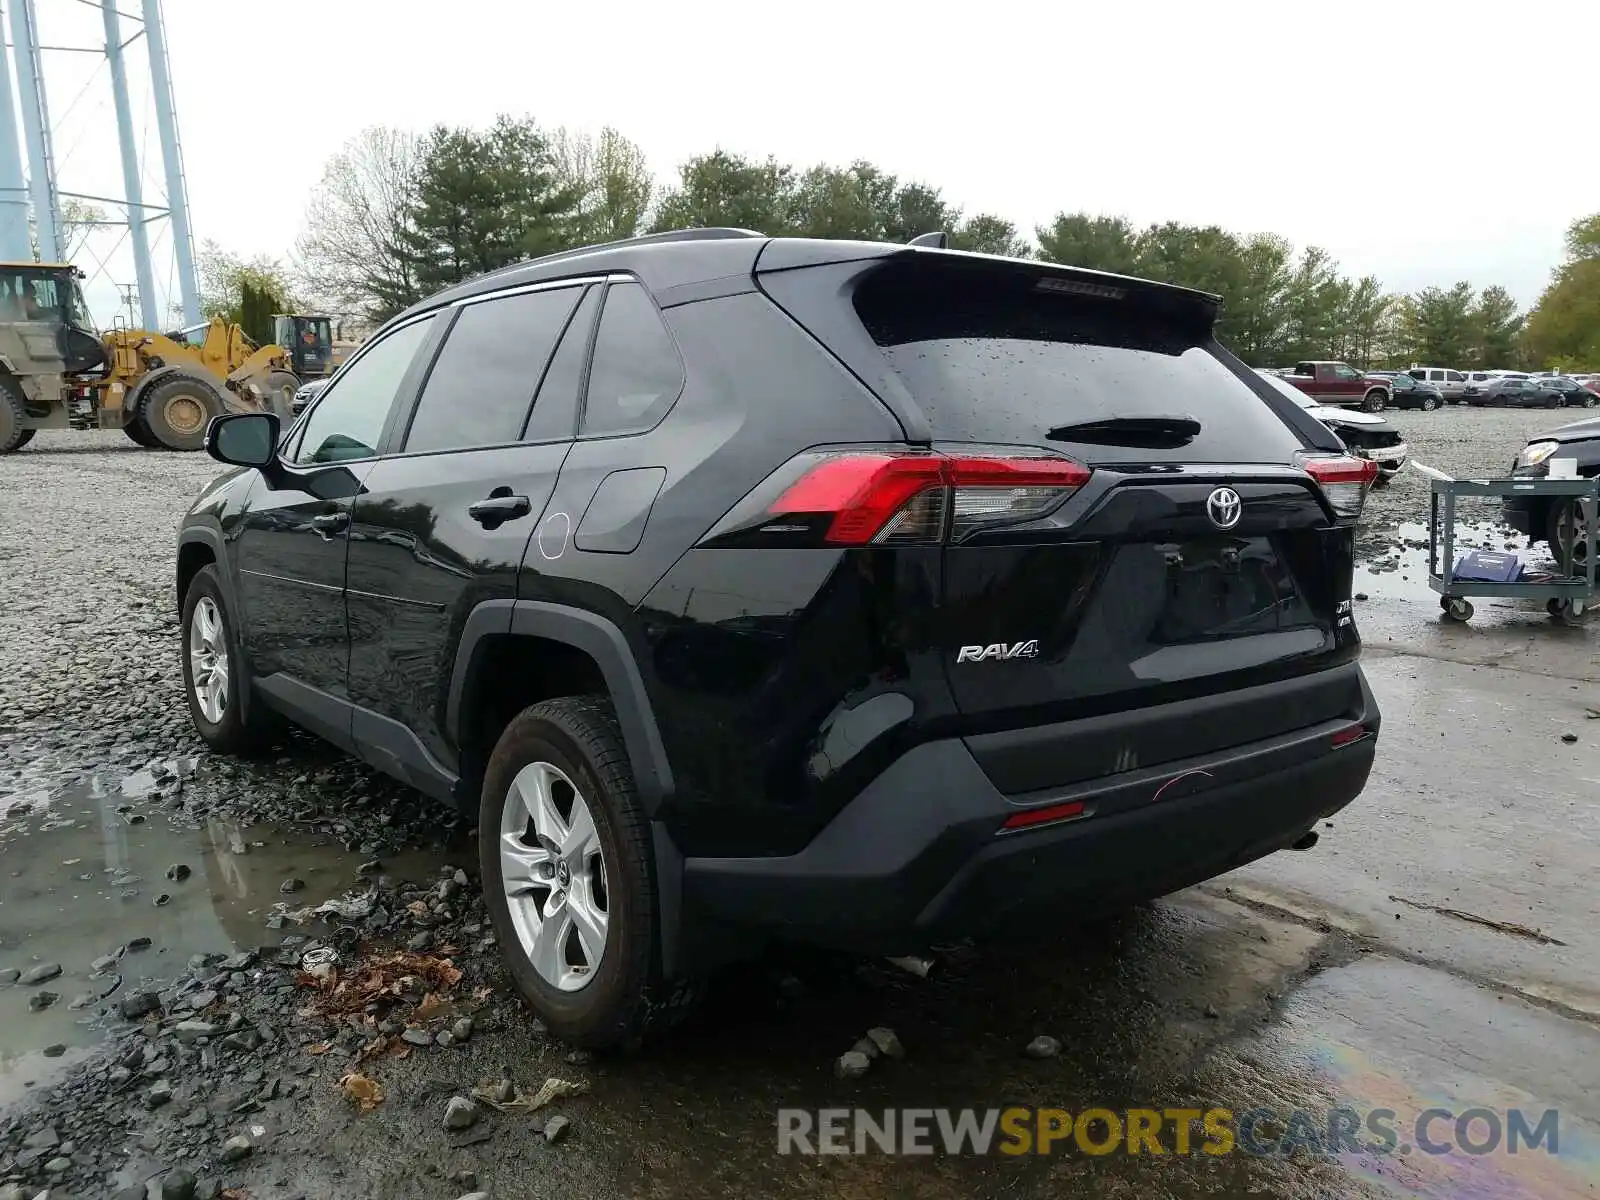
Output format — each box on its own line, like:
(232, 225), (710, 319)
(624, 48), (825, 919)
(0, 0), (201, 325)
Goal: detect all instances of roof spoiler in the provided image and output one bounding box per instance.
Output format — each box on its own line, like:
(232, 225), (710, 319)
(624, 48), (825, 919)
(907, 231), (948, 249)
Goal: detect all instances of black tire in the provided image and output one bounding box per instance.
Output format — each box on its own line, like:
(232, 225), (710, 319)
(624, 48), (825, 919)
(180, 565), (276, 755)
(480, 696), (697, 1048)
(1422, 395), (1438, 411)
(1545, 500), (1595, 576)
(1361, 389), (1386, 413)
(0, 376), (31, 453)
(124, 417), (159, 447)
(1584, 392), (1599, 408)
(139, 374), (223, 451)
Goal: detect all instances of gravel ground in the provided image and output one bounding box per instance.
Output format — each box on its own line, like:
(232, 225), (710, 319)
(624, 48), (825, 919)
(0, 414), (1589, 1199)
(1355, 402), (1584, 557)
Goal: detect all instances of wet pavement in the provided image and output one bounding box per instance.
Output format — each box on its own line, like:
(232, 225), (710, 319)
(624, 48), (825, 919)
(0, 765), (454, 1106)
(0, 424), (1596, 1198)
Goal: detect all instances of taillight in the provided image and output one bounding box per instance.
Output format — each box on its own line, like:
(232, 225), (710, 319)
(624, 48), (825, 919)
(709, 449), (1091, 547)
(1298, 452), (1378, 522)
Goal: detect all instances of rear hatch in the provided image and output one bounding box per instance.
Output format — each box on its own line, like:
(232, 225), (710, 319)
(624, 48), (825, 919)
(759, 249), (1369, 795)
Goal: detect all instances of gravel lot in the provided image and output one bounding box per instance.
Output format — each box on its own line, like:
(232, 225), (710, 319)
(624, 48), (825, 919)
(0, 417), (1593, 1200)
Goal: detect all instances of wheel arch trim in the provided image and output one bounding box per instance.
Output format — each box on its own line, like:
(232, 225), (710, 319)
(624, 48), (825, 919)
(447, 599), (675, 813)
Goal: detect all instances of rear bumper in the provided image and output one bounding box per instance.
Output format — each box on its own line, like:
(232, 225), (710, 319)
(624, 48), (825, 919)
(682, 668), (1379, 954)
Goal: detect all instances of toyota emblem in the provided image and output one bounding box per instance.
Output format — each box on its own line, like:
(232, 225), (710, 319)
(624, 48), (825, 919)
(1206, 486), (1243, 530)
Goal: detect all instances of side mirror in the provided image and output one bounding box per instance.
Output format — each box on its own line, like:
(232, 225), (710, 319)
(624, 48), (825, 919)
(206, 412), (279, 468)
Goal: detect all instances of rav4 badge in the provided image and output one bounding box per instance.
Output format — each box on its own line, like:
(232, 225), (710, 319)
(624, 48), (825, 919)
(957, 640), (1040, 664)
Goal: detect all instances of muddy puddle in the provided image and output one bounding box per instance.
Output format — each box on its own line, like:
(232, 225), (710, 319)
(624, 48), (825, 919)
(1356, 520), (1528, 606)
(0, 763), (455, 1106)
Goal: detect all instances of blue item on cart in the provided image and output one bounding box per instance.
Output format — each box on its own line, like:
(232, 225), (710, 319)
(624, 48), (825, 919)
(1451, 551), (1522, 582)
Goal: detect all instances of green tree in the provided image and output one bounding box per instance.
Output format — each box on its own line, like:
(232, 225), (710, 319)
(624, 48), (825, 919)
(1470, 285), (1522, 368)
(1523, 213), (1600, 369)
(650, 150), (795, 234)
(400, 115), (580, 293)
(1332, 275), (1390, 369)
(196, 239), (296, 325)
(1402, 282), (1476, 366)
(951, 214), (1030, 257)
(1224, 233), (1293, 365)
(1034, 213), (1141, 274)
(1278, 247), (1345, 364)
(295, 126), (423, 321)
(550, 126), (653, 244)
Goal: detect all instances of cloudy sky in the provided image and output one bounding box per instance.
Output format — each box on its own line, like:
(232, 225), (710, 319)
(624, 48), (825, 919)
(28, 0), (1597, 322)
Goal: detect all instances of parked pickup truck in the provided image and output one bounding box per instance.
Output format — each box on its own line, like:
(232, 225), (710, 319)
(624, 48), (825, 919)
(1284, 361), (1391, 413)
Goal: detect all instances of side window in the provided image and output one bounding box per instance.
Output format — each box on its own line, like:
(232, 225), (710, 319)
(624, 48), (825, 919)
(526, 285), (600, 442)
(1447, 370), (1465, 382)
(580, 282), (684, 437)
(402, 287), (581, 454)
(1333, 364), (1359, 380)
(292, 316), (433, 465)
(1408, 369), (1425, 380)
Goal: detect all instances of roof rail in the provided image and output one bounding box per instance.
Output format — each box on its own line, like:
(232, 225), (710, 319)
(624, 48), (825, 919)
(907, 231), (949, 248)
(466, 227), (768, 287)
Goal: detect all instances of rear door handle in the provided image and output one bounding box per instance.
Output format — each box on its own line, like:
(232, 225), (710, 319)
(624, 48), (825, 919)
(468, 494), (532, 527)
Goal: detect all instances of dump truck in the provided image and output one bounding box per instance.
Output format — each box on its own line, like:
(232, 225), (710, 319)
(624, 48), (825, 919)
(0, 261), (300, 453)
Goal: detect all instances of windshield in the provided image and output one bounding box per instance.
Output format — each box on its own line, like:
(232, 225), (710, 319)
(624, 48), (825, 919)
(68, 279), (93, 330)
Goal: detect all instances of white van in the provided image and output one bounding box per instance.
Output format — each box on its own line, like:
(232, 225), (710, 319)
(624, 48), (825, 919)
(1408, 366), (1467, 402)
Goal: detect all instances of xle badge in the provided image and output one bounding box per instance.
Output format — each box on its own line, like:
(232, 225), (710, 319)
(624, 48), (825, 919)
(957, 640), (1040, 664)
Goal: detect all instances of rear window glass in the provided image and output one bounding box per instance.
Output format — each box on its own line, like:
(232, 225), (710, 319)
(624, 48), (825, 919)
(854, 264), (1304, 463)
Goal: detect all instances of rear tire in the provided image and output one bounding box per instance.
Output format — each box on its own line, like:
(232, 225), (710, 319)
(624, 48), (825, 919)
(1361, 389), (1386, 413)
(1422, 395), (1438, 411)
(0, 377), (31, 453)
(180, 565), (276, 754)
(139, 374), (223, 451)
(479, 696), (698, 1049)
(259, 369), (300, 420)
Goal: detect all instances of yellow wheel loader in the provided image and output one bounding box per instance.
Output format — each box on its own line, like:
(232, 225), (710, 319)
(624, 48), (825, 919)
(0, 262), (300, 454)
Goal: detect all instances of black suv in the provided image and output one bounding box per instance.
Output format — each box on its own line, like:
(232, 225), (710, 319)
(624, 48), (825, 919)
(176, 230), (1381, 1047)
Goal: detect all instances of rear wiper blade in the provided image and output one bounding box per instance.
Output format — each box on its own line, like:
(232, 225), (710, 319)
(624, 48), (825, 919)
(1046, 414), (1202, 448)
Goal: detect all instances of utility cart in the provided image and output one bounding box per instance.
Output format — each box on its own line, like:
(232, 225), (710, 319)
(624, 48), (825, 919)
(1428, 475), (1599, 622)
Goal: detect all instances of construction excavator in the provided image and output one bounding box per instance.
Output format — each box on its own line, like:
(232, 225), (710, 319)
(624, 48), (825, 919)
(0, 261), (302, 453)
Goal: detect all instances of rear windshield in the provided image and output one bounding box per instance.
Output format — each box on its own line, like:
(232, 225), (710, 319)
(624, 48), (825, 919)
(853, 262), (1305, 463)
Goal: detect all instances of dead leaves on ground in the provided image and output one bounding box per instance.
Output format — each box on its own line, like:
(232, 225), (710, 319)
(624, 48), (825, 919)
(340, 1072), (386, 1112)
(295, 950), (464, 1017)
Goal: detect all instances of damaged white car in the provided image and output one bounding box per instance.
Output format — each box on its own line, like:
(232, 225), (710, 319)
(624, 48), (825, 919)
(1256, 368), (1409, 484)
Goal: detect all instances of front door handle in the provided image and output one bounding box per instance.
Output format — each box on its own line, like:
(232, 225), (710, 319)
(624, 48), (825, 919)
(311, 511), (349, 540)
(468, 493), (532, 528)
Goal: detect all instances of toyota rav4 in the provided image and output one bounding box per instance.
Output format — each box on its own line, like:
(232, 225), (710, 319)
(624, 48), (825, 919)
(175, 230), (1381, 1047)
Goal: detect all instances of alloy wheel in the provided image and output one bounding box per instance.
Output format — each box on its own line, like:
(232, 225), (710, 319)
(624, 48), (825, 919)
(499, 761), (609, 991)
(188, 596), (230, 723)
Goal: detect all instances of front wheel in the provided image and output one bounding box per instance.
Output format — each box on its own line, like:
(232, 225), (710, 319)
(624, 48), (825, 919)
(1361, 389), (1387, 413)
(140, 375), (223, 450)
(181, 565), (275, 754)
(124, 417), (158, 447)
(480, 696), (698, 1048)
(0, 376), (31, 453)
(1441, 597), (1474, 622)
(1584, 393), (1599, 408)
(1546, 500), (1596, 575)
